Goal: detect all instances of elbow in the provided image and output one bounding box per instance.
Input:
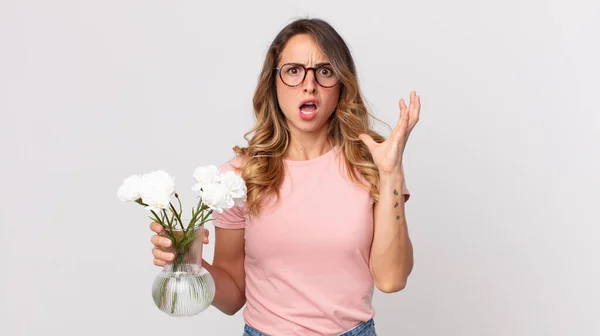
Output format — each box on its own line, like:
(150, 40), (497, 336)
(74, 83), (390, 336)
(217, 297), (246, 316)
(370, 258), (414, 293)
(376, 279), (407, 293)
(221, 301), (246, 316)
(374, 269), (412, 293)
(223, 308), (240, 316)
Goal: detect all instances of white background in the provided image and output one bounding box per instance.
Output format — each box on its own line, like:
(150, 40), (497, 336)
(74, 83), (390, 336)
(1, 0), (599, 335)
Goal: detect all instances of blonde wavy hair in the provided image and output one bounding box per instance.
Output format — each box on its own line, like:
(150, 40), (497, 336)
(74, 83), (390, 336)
(232, 18), (388, 216)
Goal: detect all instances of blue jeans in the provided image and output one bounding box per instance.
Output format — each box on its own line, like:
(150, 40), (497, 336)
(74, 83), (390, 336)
(243, 318), (376, 336)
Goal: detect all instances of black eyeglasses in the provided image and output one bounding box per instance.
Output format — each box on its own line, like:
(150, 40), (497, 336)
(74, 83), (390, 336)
(274, 63), (340, 88)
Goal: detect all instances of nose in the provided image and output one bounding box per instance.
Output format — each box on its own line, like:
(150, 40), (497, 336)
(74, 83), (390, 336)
(303, 68), (317, 93)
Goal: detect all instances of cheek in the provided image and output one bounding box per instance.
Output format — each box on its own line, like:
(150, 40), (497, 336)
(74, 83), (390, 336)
(322, 87), (341, 113)
(275, 82), (295, 114)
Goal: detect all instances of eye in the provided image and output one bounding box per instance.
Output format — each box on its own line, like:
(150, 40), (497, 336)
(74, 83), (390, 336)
(286, 66), (301, 75)
(318, 66), (334, 77)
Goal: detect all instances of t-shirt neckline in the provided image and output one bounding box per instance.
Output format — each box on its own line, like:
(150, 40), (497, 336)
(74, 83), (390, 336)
(283, 145), (339, 167)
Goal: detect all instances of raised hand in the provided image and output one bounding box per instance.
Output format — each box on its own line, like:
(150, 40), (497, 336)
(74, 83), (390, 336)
(359, 90), (420, 175)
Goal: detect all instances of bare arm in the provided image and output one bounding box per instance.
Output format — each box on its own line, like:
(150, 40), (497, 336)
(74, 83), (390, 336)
(369, 173), (413, 293)
(359, 91), (420, 293)
(204, 227), (246, 315)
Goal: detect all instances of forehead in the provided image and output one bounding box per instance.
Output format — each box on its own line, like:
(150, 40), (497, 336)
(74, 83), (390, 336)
(279, 34), (329, 64)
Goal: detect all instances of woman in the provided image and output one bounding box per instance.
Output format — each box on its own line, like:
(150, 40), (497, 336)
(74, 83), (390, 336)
(151, 18), (420, 336)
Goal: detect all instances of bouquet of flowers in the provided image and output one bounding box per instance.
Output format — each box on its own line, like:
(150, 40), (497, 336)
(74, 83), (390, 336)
(117, 165), (246, 316)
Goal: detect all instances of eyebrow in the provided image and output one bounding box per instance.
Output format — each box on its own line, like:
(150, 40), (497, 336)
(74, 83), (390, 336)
(284, 62), (332, 67)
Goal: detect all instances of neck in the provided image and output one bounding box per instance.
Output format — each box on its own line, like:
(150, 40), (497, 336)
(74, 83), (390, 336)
(285, 129), (333, 161)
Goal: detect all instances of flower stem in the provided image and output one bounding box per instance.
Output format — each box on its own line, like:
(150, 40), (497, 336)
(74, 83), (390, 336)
(175, 193), (183, 217)
(169, 202), (186, 233)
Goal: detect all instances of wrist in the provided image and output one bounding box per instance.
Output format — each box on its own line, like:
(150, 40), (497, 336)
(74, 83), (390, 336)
(379, 170), (404, 182)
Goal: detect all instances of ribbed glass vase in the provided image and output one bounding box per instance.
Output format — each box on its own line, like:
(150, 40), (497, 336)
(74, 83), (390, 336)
(151, 225), (215, 316)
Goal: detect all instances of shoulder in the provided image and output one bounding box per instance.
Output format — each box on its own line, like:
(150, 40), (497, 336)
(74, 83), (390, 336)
(218, 153), (248, 174)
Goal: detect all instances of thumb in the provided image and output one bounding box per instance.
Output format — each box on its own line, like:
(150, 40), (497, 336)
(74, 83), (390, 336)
(358, 133), (376, 152)
(203, 228), (210, 245)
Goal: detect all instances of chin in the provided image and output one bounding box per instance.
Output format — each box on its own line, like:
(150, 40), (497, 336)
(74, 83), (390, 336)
(292, 121), (328, 134)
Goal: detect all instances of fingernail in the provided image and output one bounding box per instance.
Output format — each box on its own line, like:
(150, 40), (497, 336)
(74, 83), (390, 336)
(163, 239), (171, 246)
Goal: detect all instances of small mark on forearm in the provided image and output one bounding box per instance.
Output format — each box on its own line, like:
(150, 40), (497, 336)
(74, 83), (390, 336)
(396, 215), (401, 220)
(393, 189), (399, 196)
(394, 202), (399, 208)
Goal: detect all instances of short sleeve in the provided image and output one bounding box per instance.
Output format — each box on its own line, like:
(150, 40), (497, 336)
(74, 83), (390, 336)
(211, 155), (247, 230)
(212, 205), (245, 229)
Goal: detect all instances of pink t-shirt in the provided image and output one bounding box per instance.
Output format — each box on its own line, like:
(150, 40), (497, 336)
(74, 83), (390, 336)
(212, 146), (409, 335)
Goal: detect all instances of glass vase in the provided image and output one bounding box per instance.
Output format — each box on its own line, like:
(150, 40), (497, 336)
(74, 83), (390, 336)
(151, 225), (215, 316)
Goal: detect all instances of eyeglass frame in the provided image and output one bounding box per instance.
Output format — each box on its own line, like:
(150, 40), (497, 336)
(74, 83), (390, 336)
(274, 62), (340, 88)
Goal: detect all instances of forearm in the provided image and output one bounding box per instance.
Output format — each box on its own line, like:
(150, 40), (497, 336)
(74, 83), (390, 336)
(370, 172), (414, 293)
(201, 259), (246, 315)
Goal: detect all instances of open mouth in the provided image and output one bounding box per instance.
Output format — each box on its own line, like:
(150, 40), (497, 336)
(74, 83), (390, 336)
(299, 100), (318, 121)
(300, 102), (317, 114)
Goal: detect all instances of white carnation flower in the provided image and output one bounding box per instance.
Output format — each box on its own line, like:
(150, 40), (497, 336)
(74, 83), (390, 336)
(199, 183), (234, 213)
(219, 170), (247, 206)
(117, 174), (144, 202)
(139, 170), (176, 212)
(191, 165), (220, 192)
